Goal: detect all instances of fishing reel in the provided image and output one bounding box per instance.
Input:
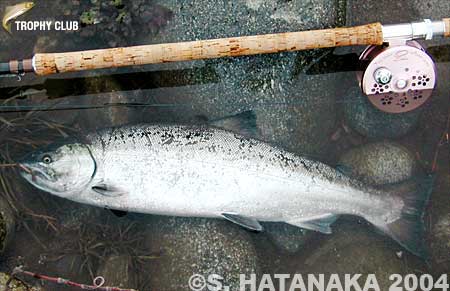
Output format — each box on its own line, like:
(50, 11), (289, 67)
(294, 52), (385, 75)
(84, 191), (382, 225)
(359, 41), (436, 114)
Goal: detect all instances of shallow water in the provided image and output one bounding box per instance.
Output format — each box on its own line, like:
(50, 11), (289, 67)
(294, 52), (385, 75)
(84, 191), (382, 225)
(0, 0), (449, 290)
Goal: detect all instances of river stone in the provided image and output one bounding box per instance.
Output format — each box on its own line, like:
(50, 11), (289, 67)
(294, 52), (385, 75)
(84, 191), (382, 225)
(343, 87), (421, 139)
(432, 213), (450, 263)
(263, 222), (312, 253)
(52, 253), (89, 283)
(338, 142), (417, 186)
(144, 217), (259, 291)
(430, 174), (450, 268)
(97, 256), (137, 289)
(74, 76), (146, 129)
(299, 223), (414, 290)
(0, 197), (14, 254)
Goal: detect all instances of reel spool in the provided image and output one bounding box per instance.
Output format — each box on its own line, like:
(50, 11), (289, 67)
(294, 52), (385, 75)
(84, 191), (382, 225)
(359, 41), (436, 113)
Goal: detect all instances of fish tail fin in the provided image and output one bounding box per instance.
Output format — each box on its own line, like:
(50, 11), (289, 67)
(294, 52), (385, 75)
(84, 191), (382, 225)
(371, 175), (434, 258)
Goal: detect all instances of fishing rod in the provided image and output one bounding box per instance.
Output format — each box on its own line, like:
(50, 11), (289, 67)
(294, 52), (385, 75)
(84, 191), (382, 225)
(0, 18), (449, 113)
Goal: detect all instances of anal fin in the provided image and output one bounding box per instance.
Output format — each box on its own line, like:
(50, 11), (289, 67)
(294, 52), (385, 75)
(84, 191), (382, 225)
(222, 212), (263, 231)
(287, 214), (338, 234)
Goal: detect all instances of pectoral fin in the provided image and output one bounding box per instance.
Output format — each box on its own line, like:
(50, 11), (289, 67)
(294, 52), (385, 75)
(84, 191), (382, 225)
(222, 212), (263, 231)
(92, 183), (127, 197)
(286, 214), (338, 234)
(107, 208), (128, 217)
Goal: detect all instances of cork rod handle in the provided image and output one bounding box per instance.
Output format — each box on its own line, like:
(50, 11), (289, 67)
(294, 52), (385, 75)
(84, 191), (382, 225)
(444, 18), (450, 37)
(33, 23), (382, 75)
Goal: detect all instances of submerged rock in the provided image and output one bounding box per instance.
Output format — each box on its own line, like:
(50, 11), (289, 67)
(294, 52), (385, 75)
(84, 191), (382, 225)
(255, 74), (337, 156)
(338, 141), (418, 185)
(53, 254), (89, 283)
(0, 197), (15, 254)
(263, 222), (312, 253)
(144, 217), (259, 291)
(300, 223), (415, 290)
(76, 76), (139, 128)
(430, 174), (450, 268)
(343, 87), (421, 139)
(97, 256), (137, 289)
(432, 213), (450, 262)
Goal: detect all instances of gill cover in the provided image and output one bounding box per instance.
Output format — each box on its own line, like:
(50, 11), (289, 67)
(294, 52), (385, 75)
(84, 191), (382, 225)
(20, 143), (96, 197)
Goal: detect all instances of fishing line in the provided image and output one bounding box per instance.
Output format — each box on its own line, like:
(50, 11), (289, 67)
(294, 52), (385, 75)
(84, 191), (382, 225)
(0, 96), (382, 114)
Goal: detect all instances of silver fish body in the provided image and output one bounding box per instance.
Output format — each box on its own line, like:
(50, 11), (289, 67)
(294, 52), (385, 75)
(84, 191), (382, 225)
(85, 125), (397, 222)
(20, 122), (432, 257)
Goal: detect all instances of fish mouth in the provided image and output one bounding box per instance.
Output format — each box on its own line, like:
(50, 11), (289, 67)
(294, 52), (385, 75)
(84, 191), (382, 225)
(18, 163), (32, 174)
(18, 163), (57, 183)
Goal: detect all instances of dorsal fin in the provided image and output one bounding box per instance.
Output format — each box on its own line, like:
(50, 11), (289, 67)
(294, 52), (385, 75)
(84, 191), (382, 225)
(196, 111), (258, 137)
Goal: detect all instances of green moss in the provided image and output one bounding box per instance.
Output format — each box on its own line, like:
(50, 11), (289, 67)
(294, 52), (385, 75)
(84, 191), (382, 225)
(110, 0), (123, 7)
(80, 10), (99, 25)
(116, 11), (127, 23)
(0, 273), (41, 291)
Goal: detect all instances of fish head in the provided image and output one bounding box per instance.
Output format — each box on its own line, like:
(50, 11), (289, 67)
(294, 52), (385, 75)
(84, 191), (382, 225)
(19, 142), (96, 197)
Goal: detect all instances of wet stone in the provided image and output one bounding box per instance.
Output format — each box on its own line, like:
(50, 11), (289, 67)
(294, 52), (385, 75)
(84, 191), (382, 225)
(343, 87), (421, 139)
(143, 217), (259, 291)
(432, 213), (450, 263)
(76, 76), (141, 129)
(430, 174), (450, 268)
(0, 197), (15, 254)
(338, 141), (418, 185)
(262, 222), (312, 253)
(254, 74), (338, 155)
(299, 223), (419, 291)
(97, 255), (137, 289)
(52, 254), (89, 283)
(33, 36), (59, 53)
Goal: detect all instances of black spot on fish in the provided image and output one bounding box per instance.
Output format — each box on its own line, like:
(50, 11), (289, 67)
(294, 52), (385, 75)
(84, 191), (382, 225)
(207, 145), (217, 152)
(300, 160), (311, 171)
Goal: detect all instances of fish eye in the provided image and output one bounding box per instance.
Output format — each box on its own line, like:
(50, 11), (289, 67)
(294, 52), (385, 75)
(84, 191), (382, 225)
(42, 155), (52, 164)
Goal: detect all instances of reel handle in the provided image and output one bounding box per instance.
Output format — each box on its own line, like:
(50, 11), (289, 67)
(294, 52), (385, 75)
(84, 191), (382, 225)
(32, 23), (383, 75)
